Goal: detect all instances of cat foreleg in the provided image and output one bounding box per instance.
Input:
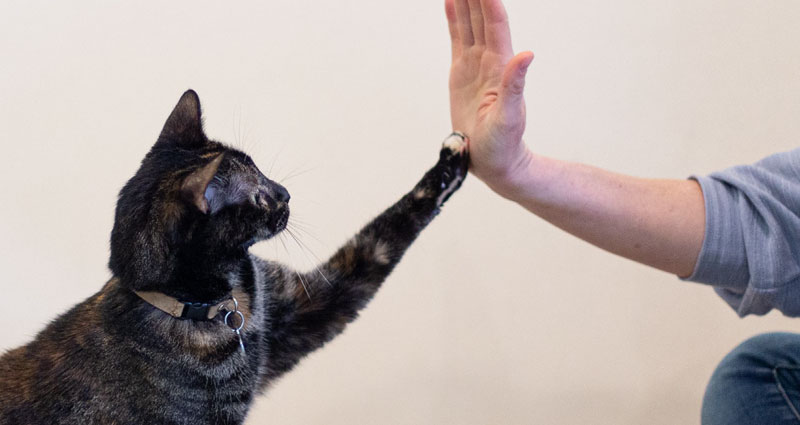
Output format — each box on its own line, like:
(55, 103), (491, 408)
(260, 134), (469, 382)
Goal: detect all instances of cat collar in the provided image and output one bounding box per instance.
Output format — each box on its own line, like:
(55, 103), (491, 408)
(134, 290), (248, 354)
(134, 290), (236, 321)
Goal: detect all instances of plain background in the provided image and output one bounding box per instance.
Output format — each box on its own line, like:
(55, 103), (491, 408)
(2, 0), (799, 423)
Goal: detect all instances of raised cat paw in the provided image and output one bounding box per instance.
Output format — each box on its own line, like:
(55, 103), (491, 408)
(411, 132), (469, 207)
(438, 132), (469, 203)
(442, 132), (469, 158)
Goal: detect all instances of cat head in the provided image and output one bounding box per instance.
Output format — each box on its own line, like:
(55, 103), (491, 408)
(109, 90), (289, 296)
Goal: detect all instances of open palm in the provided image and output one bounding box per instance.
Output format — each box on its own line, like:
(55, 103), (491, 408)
(446, 0), (533, 192)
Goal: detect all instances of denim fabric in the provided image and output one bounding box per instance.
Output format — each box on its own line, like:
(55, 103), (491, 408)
(703, 333), (800, 424)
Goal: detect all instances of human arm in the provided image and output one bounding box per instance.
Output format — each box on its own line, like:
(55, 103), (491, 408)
(506, 154), (705, 277)
(446, 0), (705, 277)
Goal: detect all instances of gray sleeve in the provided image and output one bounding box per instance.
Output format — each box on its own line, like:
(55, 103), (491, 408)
(683, 148), (800, 317)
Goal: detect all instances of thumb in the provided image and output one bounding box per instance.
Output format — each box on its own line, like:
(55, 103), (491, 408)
(499, 51), (534, 116)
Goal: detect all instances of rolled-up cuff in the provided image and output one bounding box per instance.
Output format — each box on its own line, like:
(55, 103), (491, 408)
(681, 175), (750, 290)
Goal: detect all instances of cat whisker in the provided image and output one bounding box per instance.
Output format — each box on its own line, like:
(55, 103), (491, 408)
(276, 231), (312, 301)
(280, 165), (316, 183)
(294, 270), (312, 302)
(285, 216), (311, 227)
(233, 107), (261, 156)
(284, 228), (327, 280)
(285, 225), (326, 264)
(285, 227), (332, 288)
(267, 143), (289, 179)
(287, 222), (325, 246)
(232, 107), (246, 150)
(288, 224), (316, 236)
(233, 110), (240, 147)
(284, 213), (315, 227)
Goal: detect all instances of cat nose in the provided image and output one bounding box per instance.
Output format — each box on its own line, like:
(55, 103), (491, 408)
(273, 185), (290, 203)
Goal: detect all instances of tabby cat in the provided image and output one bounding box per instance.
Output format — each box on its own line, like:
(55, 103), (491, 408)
(0, 90), (468, 424)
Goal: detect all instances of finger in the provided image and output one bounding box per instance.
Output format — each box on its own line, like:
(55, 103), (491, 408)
(454, 0), (475, 47)
(467, 0), (485, 45)
(499, 51), (534, 116)
(480, 0), (513, 55)
(445, 0), (462, 58)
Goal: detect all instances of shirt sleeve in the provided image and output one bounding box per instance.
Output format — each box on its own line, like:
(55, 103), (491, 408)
(683, 148), (800, 317)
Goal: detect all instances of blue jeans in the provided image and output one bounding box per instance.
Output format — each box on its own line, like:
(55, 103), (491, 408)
(703, 332), (800, 424)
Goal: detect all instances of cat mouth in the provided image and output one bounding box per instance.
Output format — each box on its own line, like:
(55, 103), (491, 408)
(273, 208), (289, 233)
(265, 206), (290, 237)
(241, 206), (290, 249)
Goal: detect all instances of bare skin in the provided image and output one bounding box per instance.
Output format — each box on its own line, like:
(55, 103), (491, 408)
(446, 0), (705, 277)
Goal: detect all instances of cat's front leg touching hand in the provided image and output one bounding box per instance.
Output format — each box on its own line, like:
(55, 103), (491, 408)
(260, 133), (469, 382)
(413, 132), (470, 210)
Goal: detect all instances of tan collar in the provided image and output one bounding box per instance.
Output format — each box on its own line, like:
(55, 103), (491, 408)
(134, 290), (236, 321)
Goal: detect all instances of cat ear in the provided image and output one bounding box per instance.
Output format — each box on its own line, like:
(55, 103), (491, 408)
(181, 154), (224, 214)
(157, 90), (207, 148)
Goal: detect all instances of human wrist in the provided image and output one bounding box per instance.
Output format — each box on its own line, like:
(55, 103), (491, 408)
(481, 147), (539, 202)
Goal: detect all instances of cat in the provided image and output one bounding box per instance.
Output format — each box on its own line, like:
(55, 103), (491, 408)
(0, 90), (468, 424)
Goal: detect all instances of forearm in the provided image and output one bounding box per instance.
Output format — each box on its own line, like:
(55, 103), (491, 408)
(492, 150), (705, 277)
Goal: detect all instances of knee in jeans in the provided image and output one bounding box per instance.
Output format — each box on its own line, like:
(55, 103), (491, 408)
(709, 333), (796, 387)
(709, 333), (792, 386)
(703, 332), (800, 424)
(725, 333), (795, 367)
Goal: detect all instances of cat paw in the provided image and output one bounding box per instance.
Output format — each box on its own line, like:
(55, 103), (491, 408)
(442, 132), (468, 158)
(412, 133), (470, 206)
(435, 133), (469, 206)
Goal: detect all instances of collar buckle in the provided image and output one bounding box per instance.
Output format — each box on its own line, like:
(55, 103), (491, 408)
(134, 289), (233, 321)
(180, 301), (216, 321)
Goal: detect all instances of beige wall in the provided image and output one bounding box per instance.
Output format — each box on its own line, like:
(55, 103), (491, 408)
(2, 1), (799, 423)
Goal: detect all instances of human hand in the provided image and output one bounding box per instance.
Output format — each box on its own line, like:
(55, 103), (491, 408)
(446, 0), (534, 198)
